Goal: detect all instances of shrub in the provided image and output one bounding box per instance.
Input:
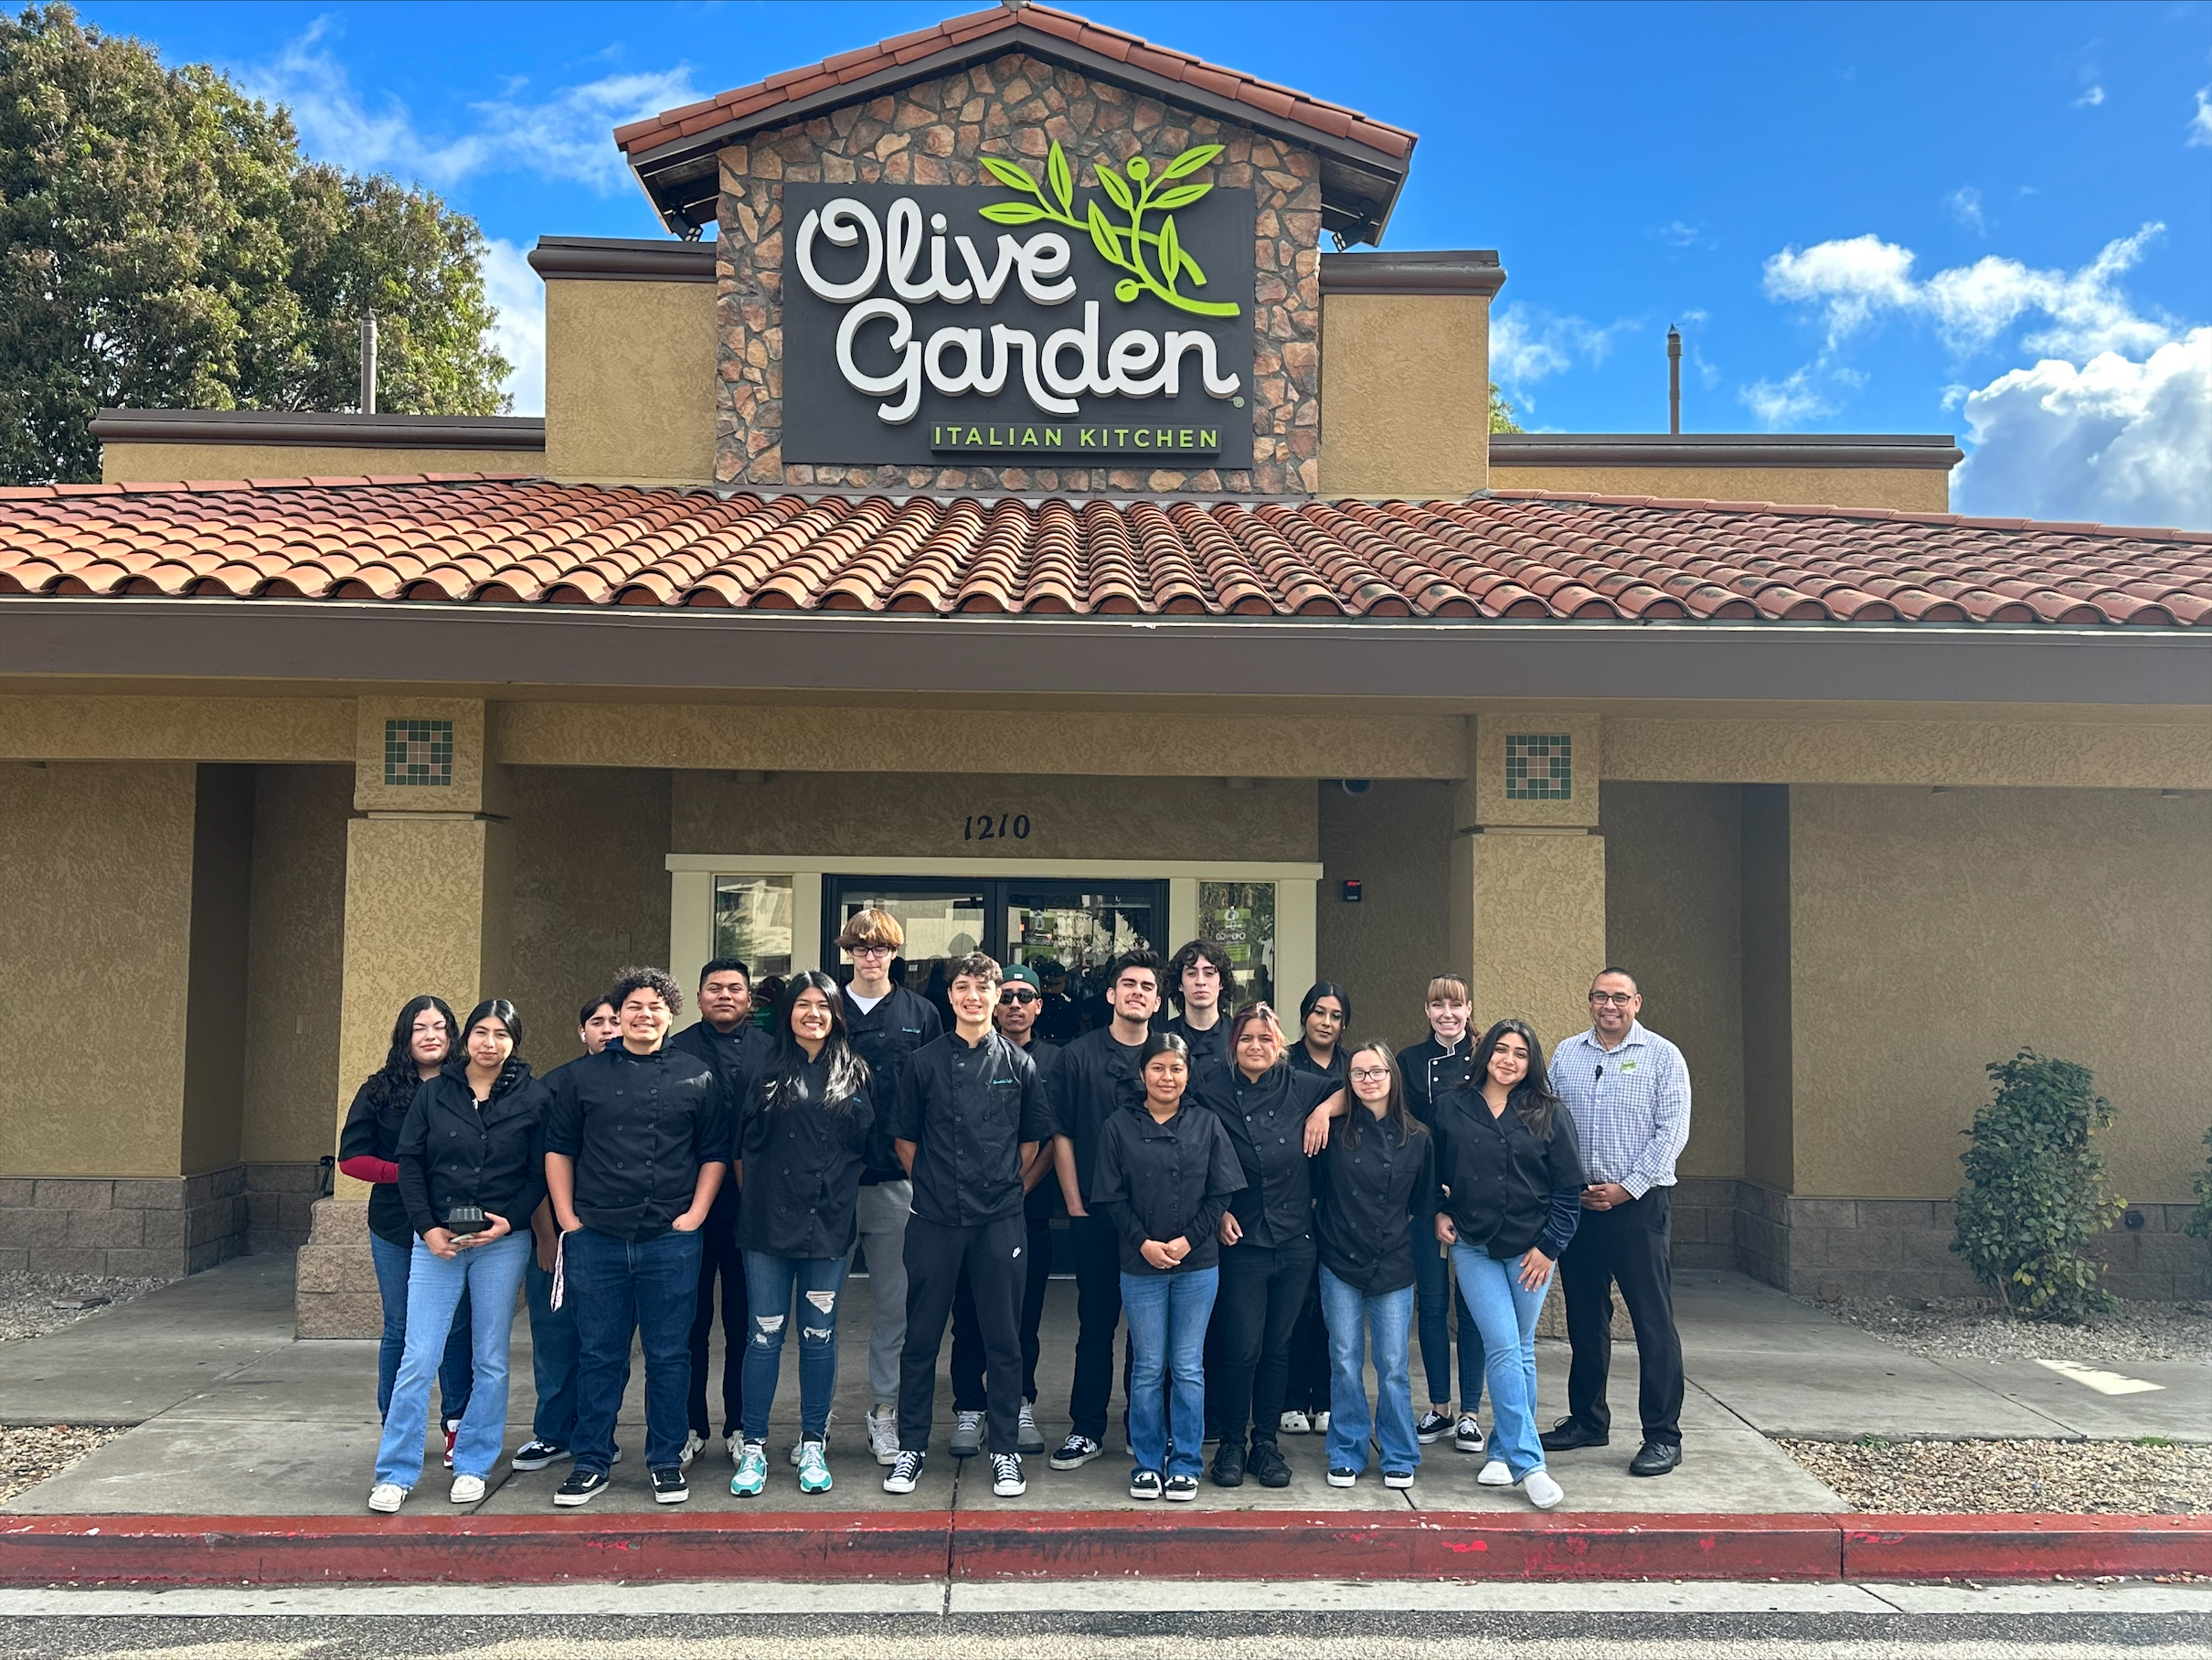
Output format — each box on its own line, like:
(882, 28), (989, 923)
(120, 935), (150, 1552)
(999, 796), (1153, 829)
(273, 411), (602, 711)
(2185, 1126), (2212, 1275)
(1951, 1050), (2122, 1322)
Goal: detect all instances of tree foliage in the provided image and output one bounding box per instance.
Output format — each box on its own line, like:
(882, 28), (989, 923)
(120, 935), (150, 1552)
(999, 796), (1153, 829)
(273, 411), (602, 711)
(1489, 382), (1520, 433)
(2185, 1125), (2212, 1281)
(1951, 1050), (2123, 1322)
(0, 3), (510, 484)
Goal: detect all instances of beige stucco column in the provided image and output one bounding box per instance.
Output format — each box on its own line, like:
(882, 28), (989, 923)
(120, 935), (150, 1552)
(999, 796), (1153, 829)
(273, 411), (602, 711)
(1448, 714), (1607, 1054)
(297, 700), (512, 1336)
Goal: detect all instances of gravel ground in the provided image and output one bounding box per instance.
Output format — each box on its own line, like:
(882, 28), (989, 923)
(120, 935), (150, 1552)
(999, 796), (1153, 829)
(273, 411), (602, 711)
(0, 1424), (125, 1505)
(1779, 1436), (2212, 1515)
(0, 1270), (168, 1343)
(1803, 1293), (2212, 1363)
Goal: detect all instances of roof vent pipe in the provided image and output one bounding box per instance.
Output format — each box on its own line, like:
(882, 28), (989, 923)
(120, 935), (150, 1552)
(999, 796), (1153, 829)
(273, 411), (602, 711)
(1666, 325), (1682, 435)
(360, 314), (378, 416)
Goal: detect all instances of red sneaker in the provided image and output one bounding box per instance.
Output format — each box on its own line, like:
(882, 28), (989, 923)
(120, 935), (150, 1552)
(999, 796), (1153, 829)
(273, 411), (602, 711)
(442, 1419), (460, 1469)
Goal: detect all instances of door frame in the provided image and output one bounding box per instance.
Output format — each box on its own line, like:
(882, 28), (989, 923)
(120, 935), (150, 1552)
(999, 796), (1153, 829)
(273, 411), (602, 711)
(816, 873), (1172, 981)
(666, 853), (1321, 1004)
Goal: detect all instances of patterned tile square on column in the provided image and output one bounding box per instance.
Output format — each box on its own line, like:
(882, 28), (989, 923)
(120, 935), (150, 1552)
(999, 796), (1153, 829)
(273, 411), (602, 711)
(382, 719), (454, 787)
(1505, 734), (1573, 801)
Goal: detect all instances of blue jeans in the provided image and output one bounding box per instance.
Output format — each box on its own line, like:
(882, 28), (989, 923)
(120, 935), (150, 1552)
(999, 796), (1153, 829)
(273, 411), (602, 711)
(372, 1231), (529, 1488)
(740, 1250), (850, 1442)
(1318, 1268), (1420, 1476)
(524, 1258), (580, 1447)
(1450, 1242), (1551, 1481)
(369, 1229), (472, 1425)
(568, 1225), (702, 1474)
(1120, 1267), (1218, 1481)
(1412, 1218), (1484, 1410)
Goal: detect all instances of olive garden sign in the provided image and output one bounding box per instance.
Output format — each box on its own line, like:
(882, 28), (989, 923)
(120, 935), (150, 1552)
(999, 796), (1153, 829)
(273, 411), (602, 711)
(782, 141), (1257, 467)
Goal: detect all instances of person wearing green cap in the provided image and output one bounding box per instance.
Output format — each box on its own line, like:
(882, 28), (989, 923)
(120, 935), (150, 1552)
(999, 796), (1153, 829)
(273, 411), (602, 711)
(943, 963), (1062, 1456)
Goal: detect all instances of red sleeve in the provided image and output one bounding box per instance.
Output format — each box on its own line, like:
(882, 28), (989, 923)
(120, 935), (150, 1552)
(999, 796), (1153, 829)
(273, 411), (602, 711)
(339, 1155), (400, 1186)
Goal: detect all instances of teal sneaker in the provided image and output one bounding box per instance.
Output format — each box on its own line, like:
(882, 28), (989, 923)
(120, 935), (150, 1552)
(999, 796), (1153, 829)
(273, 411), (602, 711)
(796, 1437), (833, 1495)
(729, 1441), (769, 1498)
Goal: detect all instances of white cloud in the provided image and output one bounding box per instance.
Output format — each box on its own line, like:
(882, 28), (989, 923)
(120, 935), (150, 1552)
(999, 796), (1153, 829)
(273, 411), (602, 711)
(1489, 304), (1640, 409)
(2190, 86), (2212, 147)
(244, 19), (699, 194)
(482, 239), (545, 416)
(2074, 84), (2106, 108)
(1648, 220), (1707, 249)
(1739, 370), (1831, 428)
(1761, 224), (2175, 358)
(1944, 186), (1987, 236)
(1951, 329), (2212, 528)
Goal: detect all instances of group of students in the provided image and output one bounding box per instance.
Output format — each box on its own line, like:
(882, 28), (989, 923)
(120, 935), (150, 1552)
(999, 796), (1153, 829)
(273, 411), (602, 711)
(341, 906), (1693, 1514)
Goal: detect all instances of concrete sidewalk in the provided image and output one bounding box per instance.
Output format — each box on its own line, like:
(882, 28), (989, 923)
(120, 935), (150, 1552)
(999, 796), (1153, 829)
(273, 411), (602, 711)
(2, 1256), (2204, 1519)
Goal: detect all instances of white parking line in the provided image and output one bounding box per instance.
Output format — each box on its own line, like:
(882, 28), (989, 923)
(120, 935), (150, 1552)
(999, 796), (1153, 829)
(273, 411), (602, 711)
(2034, 1358), (2166, 1396)
(949, 1579), (1894, 1613)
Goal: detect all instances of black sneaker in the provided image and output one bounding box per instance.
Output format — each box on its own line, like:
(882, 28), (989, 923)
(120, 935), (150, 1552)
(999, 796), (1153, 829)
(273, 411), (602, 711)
(650, 1465), (689, 1505)
(552, 1468), (608, 1507)
(1415, 1410), (1451, 1445)
(1209, 1439), (1247, 1487)
(510, 1440), (569, 1472)
(1128, 1469), (1164, 1500)
(990, 1452), (1026, 1497)
(1163, 1474), (1199, 1502)
(1049, 1432), (1102, 1471)
(882, 1449), (926, 1495)
(1248, 1440), (1292, 1489)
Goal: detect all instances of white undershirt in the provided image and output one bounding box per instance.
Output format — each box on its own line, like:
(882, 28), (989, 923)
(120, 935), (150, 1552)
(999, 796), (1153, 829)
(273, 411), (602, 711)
(847, 991), (887, 1013)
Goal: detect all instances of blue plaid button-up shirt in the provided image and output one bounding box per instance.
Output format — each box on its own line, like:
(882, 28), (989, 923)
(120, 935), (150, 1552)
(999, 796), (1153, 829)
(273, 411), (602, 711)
(1547, 1021), (1691, 1199)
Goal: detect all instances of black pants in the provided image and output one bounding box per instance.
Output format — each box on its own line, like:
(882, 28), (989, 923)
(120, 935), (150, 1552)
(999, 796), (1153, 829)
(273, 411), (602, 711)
(951, 1208), (1053, 1410)
(1067, 1210), (1127, 1442)
(1558, 1186), (1683, 1447)
(899, 1211), (1026, 1455)
(1208, 1235), (1315, 1449)
(686, 1185), (745, 1440)
(1284, 1264), (1332, 1414)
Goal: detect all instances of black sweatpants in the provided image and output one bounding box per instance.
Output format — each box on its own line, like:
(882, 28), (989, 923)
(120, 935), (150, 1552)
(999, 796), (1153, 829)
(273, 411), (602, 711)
(686, 1184), (745, 1440)
(1208, 1235), (1316, 1449)
(899, 1211), (1026, 1455)
(951, 1208), (1054, 1409)
(1558, 1185), (1684, 1447)
(1067, 1210), (1127, 1442)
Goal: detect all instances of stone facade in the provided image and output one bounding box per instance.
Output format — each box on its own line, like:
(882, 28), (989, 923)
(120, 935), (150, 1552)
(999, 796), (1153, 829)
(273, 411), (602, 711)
(714, 50), (1323, 496)
(0, 1162), (318, 1278)
(293, 1197), (381, 1338)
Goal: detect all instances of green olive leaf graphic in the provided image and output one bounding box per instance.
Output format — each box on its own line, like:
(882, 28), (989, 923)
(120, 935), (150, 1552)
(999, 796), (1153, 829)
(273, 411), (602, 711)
(1148, 182), (1211, 213)
(1047, 141), (1074, 216)
(980, 201), (1051, 225)
(981, 156), (1043, 197)
(1095, 163), (1134, 215)
(1157, 144), (1225, 182)
(1160, 216), (1184, 287)
(1085, 199), (1124, 264)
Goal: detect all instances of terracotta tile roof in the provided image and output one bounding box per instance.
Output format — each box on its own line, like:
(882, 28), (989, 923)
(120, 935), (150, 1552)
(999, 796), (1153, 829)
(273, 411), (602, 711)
(611, 4), (1417, 163)
(3, 477), (2208, 626)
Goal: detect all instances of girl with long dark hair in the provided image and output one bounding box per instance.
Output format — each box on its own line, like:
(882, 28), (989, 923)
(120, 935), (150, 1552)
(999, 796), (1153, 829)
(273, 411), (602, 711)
(369, 999), (544, 1512)
(1315, 1041), (1433, 1489)
(1281, 981), (1352, 1434)
(338, 995), (473, 1442)
(1431, 1018), (1586, 1510)
(729, 970), (874, 1499)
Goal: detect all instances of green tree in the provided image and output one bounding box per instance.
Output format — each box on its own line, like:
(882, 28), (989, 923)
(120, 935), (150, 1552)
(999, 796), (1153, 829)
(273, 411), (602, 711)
(1489, 381), (1521, 434)
(0, 3), (509, 484)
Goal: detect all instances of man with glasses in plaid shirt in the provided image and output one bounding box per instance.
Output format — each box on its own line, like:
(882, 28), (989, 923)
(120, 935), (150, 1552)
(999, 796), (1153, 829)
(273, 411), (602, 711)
(1539, 967), (1691, 1479)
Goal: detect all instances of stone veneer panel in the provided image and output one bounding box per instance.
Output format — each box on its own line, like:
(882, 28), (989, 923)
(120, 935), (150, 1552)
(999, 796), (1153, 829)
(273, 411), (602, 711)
(294, 1197), (382, 1338)
(714, 50), (1323, 496)
(0, 1165), (255, 1277)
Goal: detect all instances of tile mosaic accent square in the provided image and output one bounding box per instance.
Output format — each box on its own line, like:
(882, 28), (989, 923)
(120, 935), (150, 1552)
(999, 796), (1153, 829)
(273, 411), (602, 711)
(1505, 734), (1573, 801)
(383, 718), (454, 787)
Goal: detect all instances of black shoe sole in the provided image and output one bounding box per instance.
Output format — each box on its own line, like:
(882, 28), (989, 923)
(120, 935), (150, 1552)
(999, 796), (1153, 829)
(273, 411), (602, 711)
(1210, 1467), (1245, 1488)
(551, 1484), (607, 1506)
(1539, 1431), (1611, 1453)
(1049, 1448), (1101, 1471)
(1629, 1451), (1683, 1477)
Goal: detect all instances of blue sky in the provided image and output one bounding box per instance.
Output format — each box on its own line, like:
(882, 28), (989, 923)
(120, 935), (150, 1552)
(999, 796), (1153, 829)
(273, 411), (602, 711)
(78, 0), (2212, 526)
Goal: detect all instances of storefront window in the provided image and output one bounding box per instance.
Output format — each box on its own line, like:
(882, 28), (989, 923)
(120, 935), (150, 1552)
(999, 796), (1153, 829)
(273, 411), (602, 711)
(1198, 880), (1277, 1009)
(712, 875), (794, 977)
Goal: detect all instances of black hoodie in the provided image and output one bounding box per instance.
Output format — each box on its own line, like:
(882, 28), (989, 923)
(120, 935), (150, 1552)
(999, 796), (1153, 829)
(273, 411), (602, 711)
(396, 1055), (546, 1240)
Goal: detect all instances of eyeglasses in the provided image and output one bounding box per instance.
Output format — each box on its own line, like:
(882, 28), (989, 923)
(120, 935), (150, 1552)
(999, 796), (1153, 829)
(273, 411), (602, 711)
(998, 988), (1037, 1005)
(1348, 1067), (1392, 1083)
(1589, 991), (1636, 1006)
(850, 944), (896, 959)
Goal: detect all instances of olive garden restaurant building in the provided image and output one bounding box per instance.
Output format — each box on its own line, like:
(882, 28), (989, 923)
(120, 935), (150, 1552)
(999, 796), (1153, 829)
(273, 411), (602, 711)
(2, 4), (2207, 1335)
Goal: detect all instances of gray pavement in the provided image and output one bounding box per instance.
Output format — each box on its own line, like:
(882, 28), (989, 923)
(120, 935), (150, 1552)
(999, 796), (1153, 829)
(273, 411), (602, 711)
(1, 1255), (2204, 1518)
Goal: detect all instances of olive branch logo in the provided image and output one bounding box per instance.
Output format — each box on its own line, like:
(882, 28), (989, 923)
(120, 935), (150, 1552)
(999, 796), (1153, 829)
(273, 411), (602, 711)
(978, 140), (1239, 318)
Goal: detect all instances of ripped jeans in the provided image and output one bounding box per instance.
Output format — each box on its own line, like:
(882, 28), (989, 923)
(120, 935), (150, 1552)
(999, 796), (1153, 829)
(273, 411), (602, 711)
(739, 1249), (852, 1443)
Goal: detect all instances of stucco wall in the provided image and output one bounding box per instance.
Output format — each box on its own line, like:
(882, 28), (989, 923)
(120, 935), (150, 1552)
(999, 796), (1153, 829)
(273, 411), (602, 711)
(241, 765), (350, 1164)
(101, 444), (543, 484)
(505, 766), (675, 1068)
(180, 766), (255, 1176)
(1740, 785), (1795, 1193)
(544, 282), (717, 485)
(1488, 464), (1950, 513)
(713, 49), (1322, 495)
(1316, 781), (1453, 1052)
(1789, 784), (2211, 1202)
(672, 770), (1317, 864)
(1319, 293), (1490, 498)
(0, 762), (196, 1176)
(1601, 783), (1746, 1183)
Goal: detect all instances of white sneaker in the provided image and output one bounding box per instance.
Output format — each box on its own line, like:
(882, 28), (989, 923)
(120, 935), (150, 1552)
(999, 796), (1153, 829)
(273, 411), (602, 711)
(1279, 1410), (1312, 1435)
(787, 1413), (832, 1465)
(679, 1431), (705, 1469)
(991, 1452), (1026, 1497)
(1477, 1458), (1513, 1486)
(1312, 1410), (1331, 1434)
(867, 1406), (900, 1466)
(1454, 1415), (1486, 1454)
(449, 1474), (485, 1504)
(367, 1483), (408, 1514)
(1524, 1468), (1565, 1510)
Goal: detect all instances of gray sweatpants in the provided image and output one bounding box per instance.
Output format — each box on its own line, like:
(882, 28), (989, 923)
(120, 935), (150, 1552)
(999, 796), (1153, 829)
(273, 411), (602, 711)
(853, 1178), (913, 1407)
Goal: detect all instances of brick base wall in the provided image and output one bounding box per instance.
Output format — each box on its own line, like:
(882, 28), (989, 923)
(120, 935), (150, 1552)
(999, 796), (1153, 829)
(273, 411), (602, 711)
(0, 1162), (320, 1278)
(293, 1197), (384, 1338)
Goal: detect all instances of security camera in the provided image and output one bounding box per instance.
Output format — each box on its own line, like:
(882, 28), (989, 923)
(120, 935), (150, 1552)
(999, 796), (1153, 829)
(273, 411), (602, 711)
(1338, 778), (1372, 797)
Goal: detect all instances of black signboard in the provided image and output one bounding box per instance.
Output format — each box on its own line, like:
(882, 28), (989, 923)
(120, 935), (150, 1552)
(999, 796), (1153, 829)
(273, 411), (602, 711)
(781, 148), (1256, 469)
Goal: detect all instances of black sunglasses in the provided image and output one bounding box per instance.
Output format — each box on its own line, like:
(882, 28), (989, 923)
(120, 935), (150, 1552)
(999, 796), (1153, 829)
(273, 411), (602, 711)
(998, 988), (1038, 1005)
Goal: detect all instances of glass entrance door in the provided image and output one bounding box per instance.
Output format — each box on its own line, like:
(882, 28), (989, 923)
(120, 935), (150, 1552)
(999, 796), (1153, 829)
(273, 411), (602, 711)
(822, 875), (1167, 1038)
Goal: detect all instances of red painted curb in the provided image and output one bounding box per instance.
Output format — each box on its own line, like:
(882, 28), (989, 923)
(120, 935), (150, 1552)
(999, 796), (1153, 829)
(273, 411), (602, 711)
(1842, 1513), (2212, 1581)
(3, 1511), (2207, 1586)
